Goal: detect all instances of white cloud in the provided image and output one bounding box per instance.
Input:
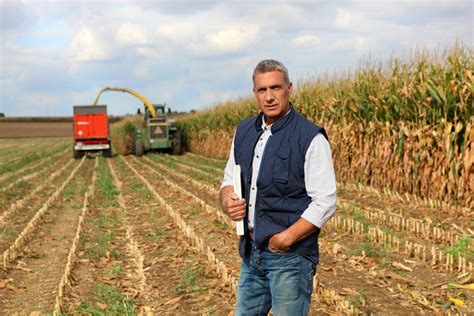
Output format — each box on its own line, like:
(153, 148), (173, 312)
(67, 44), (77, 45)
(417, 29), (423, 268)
(335, 8), (352, 27)
(116, 23), (150, 46)
(157, 21), (197, 43)
(205, 25), (260, 53)
(70, 28), (110, 62)
(291, 35), (321, 47)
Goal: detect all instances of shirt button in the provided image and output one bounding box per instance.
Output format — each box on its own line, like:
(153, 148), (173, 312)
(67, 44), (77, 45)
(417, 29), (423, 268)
(256, 155), (259, 158)
(249, 204), (252, 207)
(252, 187), (255, 190)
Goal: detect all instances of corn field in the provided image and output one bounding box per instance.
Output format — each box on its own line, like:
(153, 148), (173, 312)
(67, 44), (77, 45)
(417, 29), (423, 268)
(178, 44), (473, 208)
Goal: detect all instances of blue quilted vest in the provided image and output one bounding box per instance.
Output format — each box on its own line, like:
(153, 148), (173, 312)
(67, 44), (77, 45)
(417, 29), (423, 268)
(234, 107), (327, 264)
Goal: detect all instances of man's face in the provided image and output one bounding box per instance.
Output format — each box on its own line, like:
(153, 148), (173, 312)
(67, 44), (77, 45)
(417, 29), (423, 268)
(253, 71), (292, 125)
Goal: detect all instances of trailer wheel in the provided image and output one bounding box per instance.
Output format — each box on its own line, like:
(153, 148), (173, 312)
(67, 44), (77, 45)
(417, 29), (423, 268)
(73, 146), (84, 159)
(171, 132), (182, 155)
(103, 148), (112, 158)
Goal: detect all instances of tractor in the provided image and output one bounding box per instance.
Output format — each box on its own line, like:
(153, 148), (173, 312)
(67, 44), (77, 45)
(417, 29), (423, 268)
(131, 103), (181, 156)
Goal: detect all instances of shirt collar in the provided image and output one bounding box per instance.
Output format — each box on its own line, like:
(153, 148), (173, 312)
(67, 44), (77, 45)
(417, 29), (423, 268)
(261, 106), (292, 130)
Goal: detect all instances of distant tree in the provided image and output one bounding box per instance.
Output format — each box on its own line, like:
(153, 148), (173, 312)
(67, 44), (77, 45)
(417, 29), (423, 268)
(0, 113), (5, 118)
(190, 109), (197, 114)
(168, 108), (172, 114)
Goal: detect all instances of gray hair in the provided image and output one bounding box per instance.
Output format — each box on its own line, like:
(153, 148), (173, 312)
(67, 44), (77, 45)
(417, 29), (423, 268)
(252, 59), (290, 84)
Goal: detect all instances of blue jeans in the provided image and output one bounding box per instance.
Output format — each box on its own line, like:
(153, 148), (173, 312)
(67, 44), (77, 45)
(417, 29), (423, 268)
(235, 243), (317, 316)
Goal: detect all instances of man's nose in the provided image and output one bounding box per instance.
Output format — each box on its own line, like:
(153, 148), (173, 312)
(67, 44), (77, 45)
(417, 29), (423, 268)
(265, 90), (274, 102)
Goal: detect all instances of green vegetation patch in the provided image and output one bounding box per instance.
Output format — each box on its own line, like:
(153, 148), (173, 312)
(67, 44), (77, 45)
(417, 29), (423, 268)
(443, 236), (473, 260)
(96, 157), (119, 207)
(351, 241), (392, 268)
(175, 266), (203, 294)
(77, 283), (135, 315)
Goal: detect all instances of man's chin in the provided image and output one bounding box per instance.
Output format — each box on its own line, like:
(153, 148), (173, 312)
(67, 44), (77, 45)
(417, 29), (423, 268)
(263, 113), (282, 124)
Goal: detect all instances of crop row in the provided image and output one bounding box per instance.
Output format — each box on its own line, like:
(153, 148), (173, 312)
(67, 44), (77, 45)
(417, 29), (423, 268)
(337, 200), (470, 246)
(54, 158), (98, 313)
(2, 157), (85, 266)
(107, 158), (147, 296)
(0, 142), (69, 180)
(327, 213), (472, 274)
(0, 146), (68, 185)
(1, 150), (70, 193)
(0, 157), (75, 223)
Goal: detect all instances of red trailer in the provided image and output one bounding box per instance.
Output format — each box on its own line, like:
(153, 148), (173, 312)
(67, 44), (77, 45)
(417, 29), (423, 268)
(73, 105), (112, 159)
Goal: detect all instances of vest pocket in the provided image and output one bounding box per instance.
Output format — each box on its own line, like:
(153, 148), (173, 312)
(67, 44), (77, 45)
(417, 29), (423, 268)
(273, 150), (289, 183)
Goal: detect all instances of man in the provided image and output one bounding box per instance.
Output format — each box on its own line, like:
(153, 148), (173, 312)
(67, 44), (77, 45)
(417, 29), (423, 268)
(220, 59), (337, 315)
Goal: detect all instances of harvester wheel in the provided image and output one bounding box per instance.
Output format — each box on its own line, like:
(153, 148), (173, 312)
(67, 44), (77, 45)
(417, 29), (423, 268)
(73, 146), (84, 159)
(135, 139), (144, 156)
(132, 132), (144, 156)
(171, 132), (182, 155)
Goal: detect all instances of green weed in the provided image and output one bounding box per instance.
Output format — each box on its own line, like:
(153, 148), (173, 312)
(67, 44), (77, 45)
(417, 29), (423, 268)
(94, 213), (120, 229)
(77, 283), (134, 315)
(112, 265), (122, 276)
(352, 242), (391, 261)
(175, 266), (202, 294)
(212, 219), (229, 230)
(95, 157), (119, 205)
(443, 236), (473, 260)
(153, 228), (167, 243)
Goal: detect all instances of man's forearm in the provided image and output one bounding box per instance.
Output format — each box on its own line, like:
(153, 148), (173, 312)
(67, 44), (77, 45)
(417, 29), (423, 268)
(284, 217), (317, 245)
(268, 217), (317, 252)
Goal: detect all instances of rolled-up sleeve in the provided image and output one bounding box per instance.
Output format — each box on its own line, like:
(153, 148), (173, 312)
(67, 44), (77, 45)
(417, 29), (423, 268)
(221, 136), (236, 189)
(301, 133), (337, 228)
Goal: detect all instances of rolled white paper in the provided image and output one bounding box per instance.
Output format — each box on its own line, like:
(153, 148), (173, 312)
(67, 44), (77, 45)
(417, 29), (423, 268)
(233, 165), (245, 236)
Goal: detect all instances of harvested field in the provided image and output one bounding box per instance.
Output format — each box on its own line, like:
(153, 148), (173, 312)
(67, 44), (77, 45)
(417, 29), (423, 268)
(0, 122), (72, 138)
(0, 136), (471, 314)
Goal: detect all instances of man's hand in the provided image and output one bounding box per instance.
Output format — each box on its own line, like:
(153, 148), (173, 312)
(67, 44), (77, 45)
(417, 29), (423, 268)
(268, 231), (293, 253)
(268, 218), (318, 253)
(220, 186), (246, 221)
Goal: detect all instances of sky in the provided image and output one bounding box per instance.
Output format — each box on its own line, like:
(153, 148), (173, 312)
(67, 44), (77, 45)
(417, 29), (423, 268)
(0, 0), (472, 117)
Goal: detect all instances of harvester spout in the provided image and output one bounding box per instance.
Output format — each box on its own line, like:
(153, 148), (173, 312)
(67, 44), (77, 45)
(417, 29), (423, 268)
(93, 87), (157, 118)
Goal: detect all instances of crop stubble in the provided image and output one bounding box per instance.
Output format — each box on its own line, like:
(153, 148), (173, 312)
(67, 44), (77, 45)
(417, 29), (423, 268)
(0, 136), (471, 314)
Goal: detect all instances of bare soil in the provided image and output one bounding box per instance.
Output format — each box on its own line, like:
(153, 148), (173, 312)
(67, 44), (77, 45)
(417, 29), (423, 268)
(0, 122), (72, 138)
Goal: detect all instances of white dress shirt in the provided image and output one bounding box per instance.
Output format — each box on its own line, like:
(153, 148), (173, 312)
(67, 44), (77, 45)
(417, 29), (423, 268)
(221, 114), (337, 230)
